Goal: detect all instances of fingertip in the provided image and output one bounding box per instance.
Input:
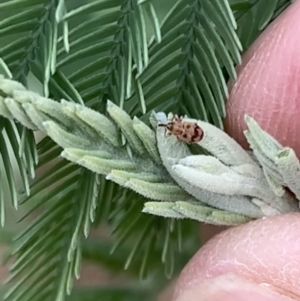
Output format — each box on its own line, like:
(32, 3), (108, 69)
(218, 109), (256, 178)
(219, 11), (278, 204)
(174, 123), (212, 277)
(174, 274), (297, 301)
(173, 214), (300, 300)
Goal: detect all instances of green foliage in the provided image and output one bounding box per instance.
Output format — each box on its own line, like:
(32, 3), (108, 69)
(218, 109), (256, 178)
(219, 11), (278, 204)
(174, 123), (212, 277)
(0, 79), (253, 225)
(128, 0), (242, 128)
(234, 0), (292, 49)
(0, 0), (294, 301)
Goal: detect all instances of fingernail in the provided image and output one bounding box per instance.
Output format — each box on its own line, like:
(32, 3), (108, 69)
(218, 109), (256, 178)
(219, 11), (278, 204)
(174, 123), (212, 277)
(174, 274), (297, 301)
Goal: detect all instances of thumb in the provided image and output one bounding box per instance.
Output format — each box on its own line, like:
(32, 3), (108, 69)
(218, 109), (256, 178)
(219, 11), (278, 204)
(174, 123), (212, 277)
(224, 0), (300, 157)
(173, 214), (300, 301)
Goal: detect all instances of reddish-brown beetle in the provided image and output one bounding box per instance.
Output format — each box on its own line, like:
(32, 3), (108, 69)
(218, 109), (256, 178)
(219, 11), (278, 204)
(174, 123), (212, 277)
(159, 115), (203, 144)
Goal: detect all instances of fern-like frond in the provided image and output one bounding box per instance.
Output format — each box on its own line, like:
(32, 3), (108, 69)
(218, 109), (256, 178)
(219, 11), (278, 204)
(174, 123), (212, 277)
(127, 0), (242, 129)
(1, 125), (83, 301)
(106, 190), (186, 279)
(1, 123), (101, 301)
(83, 213), (199, 281)
(56, 0), (160, 112)
(0, 59), (37, 226)
(2, 1), (294, 299)
(0, 118), (31, 224)
(91, 176), (199, 280)
(0, 0), (65, 91)
(4, 168), (98, 301)
(0, 74), (204, 301)
(0, 0), (68, 225)
(0, 75), (251, 226)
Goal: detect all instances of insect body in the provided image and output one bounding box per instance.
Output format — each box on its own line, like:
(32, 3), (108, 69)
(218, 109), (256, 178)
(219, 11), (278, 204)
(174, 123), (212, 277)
(158, 115), (203, 144)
